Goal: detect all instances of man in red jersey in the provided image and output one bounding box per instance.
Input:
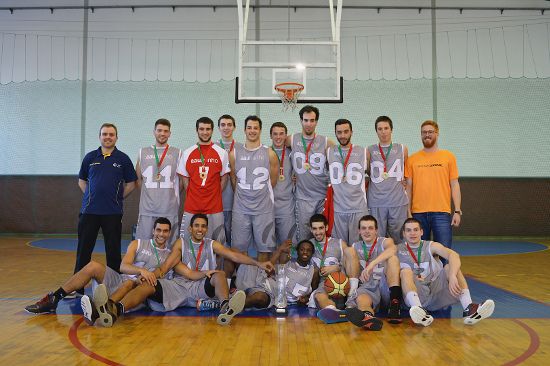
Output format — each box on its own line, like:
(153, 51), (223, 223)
(177, 117), (230, 243)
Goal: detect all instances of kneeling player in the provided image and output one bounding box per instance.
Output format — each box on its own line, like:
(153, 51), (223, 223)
(25, 217), (173, 316)
(306, 214), (360, 321)
(345, 215), (403, 331)
(398, 218), (495, 326)
(237, 240), (319, 309)
(84, 214), (274, 326)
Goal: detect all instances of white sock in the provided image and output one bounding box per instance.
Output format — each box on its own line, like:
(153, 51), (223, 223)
(459, 289), (472, 310)
(227, 278), (232, 287)
(405, 291), (422, 307)
(325, 304), (337, 310)
(349, 277), (359, 295)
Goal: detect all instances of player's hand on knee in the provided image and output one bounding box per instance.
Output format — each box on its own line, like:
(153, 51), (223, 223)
(448, 274), (462, 297)
(139, 269), (158, 286)
(203, 270), (223, 278)
(320, 265), (339, 277)
(259, 261), (275, 273)
(360, 265), (374, 283)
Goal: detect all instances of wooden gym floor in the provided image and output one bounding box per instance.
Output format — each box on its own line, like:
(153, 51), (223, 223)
(1, 236), (549, 366)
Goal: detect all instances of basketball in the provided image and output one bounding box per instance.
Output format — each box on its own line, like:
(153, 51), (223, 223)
(323, 271), (350, 299)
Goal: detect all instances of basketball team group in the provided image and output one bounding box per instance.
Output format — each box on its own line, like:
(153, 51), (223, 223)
(25, 105), (495, 331)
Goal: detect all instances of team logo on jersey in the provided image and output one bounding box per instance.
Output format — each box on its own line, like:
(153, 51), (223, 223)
(113, 163), (122, 168)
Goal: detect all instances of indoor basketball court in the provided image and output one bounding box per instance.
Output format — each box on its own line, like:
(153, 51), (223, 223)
(1, 0), (550, 365)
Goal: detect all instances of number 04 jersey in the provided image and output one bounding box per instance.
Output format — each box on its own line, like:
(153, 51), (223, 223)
(138, 146), (182, 217)
(177, 143), (230, 214)
(327, 144), (368, 213)
(367, 143), (408, 208)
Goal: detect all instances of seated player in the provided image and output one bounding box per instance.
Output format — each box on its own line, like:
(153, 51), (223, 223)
(345, 215), (403, 331)
(398, 218), (495, 326)
(237, 239), (320, 309)
(25, 217), (173, 315)
(84, 214), (274, 327)
(306, 214), (360, 318)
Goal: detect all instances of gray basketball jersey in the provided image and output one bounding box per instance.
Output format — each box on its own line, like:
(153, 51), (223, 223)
(282, 260), (315, 302)
(138, 145), (182, 216)
(351, 237), (387, 282)
(133, 239), (172, 273)
(232, 144), (274, 215)
(272, 147), (294, 218)
(327, 145), (368, 213)
(367, 143), (408, 207)
(397, 241), (443, 282)
(291, 133), (329, 201)
(309, 237), (343, 268)
(181, 237), (216, 271)
(216, 140), (242, 212)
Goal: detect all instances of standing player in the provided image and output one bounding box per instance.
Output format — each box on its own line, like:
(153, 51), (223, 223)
(177, 117), (229, 244)
(25, 217), (172, 316)
(367, 116), (409, 243)
(229, 116), (279, 263)
(306, 214), (360, 320)
(215, 115), (241, 246)
(237, 240), (319, 309)
(345, 215), (403, 331)
(287, 105), (334, 241)
(405, 120), (462, 252)
(74, 123), (137, 295)
(135, 118), (183, 247)
(270, 122), (296, 246)
(398, 218), (494, 327)
(327, 119), (369, 244)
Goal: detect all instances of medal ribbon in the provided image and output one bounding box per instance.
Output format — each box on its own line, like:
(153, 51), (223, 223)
(378, 142), (393, 173)
(150, 239), (161, 267)
(153, 144), (170, 175)
(189, 238), (205, 271)
(337, 144), (353, 178)
(406, 240), (423, 268)
(301, 134), (316, 165)
(313, 236), (329, 267)
(219, 139), (235, 152)
(196, 143), (212, 167)
(272, 146), (286, 177)
(361, 237), (378, 263)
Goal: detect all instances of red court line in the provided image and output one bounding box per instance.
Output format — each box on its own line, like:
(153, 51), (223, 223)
(68, 317), (124, 366)
(502, 319), (541, 366)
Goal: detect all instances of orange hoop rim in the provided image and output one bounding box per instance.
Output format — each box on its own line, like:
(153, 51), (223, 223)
(274, 82), (304, 93)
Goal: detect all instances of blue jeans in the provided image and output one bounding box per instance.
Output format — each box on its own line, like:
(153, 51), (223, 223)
(412, 212), (453, 249)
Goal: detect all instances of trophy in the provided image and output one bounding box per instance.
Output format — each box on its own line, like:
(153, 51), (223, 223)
(275, 264), (288, 316)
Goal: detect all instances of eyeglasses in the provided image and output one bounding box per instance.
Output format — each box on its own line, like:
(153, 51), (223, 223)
(421, 130), (436, 136)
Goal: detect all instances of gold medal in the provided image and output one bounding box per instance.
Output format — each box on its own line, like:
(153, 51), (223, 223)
(303, 162), (310, 171)
(382, 172), (389, 180)
(279, 174), (285, 181)
(199, 166), (207, 180)
(155, 173), (162, 181)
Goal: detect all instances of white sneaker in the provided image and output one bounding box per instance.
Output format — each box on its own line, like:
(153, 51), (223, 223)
(463, 300), (495, 325)
(410, 306), (434, 327)
(217, 290), (245, 326)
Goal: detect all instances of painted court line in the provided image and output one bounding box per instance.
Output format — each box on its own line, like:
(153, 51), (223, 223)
(68, 317), (124, 366)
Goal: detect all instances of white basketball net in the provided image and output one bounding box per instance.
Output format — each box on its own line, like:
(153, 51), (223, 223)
(275, 82), (304, 111)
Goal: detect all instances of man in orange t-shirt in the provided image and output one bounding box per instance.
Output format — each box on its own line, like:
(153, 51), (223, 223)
(405, 120), (462, 252)
(177, 117), (230, 244)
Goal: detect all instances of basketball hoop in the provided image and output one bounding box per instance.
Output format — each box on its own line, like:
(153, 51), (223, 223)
(274, 82), (304, 111)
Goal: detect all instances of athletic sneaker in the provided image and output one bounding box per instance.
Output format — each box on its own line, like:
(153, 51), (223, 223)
(463, 299), (495, 325)
(409, 306), (434, 327)
(345, 308), (383, 331)
(387, 299), (403, 324)
(197, 298), (221, 312)
(81, 295), (99, 326)
(93, 284), (117, 328)
(24, 293), (59, 314)
(217, 290), (245, 326)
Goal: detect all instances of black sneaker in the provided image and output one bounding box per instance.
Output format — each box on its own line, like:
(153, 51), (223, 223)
(463, 300), (495, 325)
(25, 293), (59, 314)
(81, 295), (99, 325)
(387, 299), (403, 324)
(93, 284), (117, 327)
(345, 308), (383, 331)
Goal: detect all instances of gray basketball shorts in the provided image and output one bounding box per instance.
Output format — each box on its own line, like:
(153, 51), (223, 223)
(231, 211), (276, 253)
(148, 276), (210, 312)
(235, 264), (275, 309)
(180, 211), (226, 244)
(136, 214), (180, 248)
(274, 215), (297, 246)
(332, 211), (369, 245)
(295, 198), (325, 241)
(347, 276), (390, 310)
(369, 205), (408, 244)
(414, 269), (459, 311)
(91, 266), (126, 296)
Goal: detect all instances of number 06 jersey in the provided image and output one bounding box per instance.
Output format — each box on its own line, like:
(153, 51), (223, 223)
(138, 146), (182, 217)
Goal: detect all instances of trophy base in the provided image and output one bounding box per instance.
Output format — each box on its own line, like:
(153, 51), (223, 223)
(275, 307), (288, 317)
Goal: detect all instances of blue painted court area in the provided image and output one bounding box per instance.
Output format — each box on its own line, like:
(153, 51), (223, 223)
(29, 238), (548, 257)
(47, 276), (550, 320)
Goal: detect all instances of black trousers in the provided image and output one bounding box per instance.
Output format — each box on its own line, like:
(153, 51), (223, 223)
(74, 213), (123, 275)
